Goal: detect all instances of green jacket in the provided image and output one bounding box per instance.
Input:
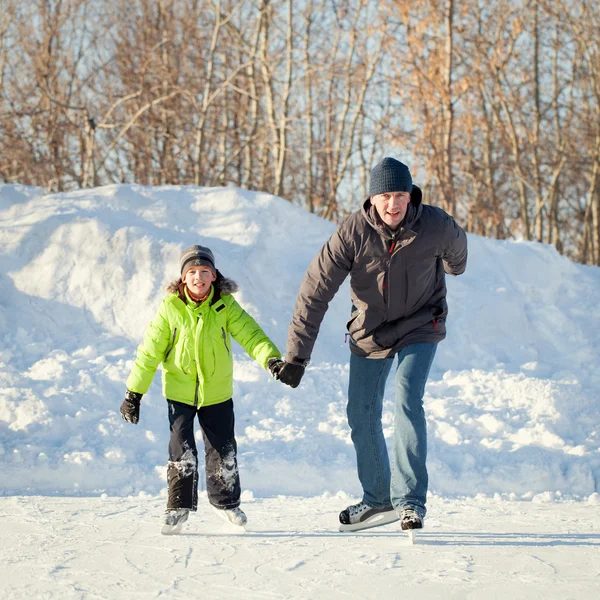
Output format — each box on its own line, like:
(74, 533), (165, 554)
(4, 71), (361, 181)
(126, 277), (281, 407)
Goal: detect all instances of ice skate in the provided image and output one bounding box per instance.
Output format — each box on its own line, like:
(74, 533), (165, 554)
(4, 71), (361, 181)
(338, 501), (399, 532)
(400, 507), (423, 544)
(161, 508), (190, 535)
(213, 506), (247, 528)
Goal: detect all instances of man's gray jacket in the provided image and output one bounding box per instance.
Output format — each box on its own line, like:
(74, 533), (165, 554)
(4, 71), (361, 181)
(285, 187), (468, 362)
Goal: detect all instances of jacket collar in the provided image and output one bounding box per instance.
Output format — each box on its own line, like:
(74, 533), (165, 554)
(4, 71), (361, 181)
(361, 184), (423, 240)
(183, 284), (214, 310)
(167, 273), (239, 308)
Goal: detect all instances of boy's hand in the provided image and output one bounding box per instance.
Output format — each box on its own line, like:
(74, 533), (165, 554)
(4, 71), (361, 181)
(268, 358), (284, 379)
(120, 390), (143, 424)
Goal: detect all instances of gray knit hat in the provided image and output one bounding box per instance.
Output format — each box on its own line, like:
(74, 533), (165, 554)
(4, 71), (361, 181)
(369, 157), (413, 196)
(180, 245), (216, 278)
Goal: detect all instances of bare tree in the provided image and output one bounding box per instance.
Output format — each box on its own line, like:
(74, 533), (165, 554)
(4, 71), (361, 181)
(550, 0), (600, 265)
(319, 2), (387, 219)
(390, 0), (465, 218)
(2, 0), (600, 265)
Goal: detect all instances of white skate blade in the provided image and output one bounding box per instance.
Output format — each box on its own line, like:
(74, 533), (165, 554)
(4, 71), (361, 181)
(212, 506), (247, 530)
(407, 530), (416, 545)
(339, 510), (399, 532)
(161, 522), (184, 536)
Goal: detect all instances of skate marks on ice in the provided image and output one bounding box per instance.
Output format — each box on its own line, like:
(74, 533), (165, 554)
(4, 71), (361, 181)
(1, 495), (599, 599)
(418, 530), (600, 547)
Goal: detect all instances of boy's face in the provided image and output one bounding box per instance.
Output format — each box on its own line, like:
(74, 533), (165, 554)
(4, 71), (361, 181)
(184, 266), (216, 296)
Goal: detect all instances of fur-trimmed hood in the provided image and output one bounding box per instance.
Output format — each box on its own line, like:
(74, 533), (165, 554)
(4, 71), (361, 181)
(165, 269), (239, 299)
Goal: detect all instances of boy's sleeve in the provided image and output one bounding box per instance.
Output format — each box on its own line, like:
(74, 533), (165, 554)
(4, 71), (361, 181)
(226, 299), (281, 369)
(126, 300), (172, 394)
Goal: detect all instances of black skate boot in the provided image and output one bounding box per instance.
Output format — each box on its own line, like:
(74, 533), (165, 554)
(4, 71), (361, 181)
(399, 507), (423, 530)
(339, 501), (398, 532)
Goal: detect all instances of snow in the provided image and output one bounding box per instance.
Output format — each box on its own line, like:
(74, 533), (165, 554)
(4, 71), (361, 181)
(1, 183), (599, 598)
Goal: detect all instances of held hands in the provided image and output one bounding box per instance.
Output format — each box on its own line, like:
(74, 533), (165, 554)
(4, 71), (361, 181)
(268, 358), (284, 378)
(120, 390), (143, 424)
(268, 358), (305, 389)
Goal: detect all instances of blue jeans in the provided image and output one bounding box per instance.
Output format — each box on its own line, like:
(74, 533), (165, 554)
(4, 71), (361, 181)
(346, 343), (437, 516)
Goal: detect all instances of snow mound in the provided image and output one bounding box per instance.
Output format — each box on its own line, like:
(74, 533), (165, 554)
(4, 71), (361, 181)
(0, 184), (599, 499)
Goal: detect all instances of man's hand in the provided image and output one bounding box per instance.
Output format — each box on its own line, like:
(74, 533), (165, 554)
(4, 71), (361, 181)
(120, 390), (143, 424)
(373, 322), (399, 348)
(275, 361), (305, 389)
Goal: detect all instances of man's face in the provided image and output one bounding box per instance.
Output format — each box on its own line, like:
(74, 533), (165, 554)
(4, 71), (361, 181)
(371, 191), (411, 230)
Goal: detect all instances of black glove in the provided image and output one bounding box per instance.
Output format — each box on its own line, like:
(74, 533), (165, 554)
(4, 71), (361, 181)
(373, 322), (400, 348)
(120, 390), (143, 424)
(276, 361), (306, 389)
(268, 357), (284, 379)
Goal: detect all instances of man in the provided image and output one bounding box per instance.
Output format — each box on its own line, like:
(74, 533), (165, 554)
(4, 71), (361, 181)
(271, 157), (467, 532)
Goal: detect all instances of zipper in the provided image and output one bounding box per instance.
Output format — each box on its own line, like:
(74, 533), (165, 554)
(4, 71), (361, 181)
(384, 233), (397, 310)
(389, 232), (397, 254)
(386, 244), (395, 311)
(221, 327), (230, 356)
(193, 308), (202, 408)
(164, 328), (177, 361)
(386, 233), (409, 314)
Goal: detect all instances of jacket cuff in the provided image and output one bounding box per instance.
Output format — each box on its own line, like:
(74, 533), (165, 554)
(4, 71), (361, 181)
(286, 356), (310, 367)
(125, 389), (143, 402)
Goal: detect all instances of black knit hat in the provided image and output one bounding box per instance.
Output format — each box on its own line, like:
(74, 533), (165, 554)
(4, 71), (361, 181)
(180, 245), (216, 278)
(369, 157), (413, 197)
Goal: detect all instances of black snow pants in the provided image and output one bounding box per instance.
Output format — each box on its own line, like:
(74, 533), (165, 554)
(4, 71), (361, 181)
(166, 398), (241, 511)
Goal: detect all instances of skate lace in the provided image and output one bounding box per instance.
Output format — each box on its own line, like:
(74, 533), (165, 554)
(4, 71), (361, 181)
(165, 508), (188, 525)
(401, 508), (419, 520)
(348, 502), (369, 517)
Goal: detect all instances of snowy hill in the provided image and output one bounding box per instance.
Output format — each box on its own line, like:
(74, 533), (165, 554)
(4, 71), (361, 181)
(1, 183), (599, 501)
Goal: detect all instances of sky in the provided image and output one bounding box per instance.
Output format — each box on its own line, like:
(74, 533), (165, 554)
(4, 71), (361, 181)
(1, 183), (599, 599)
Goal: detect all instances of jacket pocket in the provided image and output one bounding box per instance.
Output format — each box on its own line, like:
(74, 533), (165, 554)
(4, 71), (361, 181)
(173, 331), (192, 376)
(164, 328), (178, 362)
(220, 327), (230, 356)
(206, 325), (233, 380)
(346, 309), (364, 336)
(405, 257), (440, 314)
(373, 305), (440, 348)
